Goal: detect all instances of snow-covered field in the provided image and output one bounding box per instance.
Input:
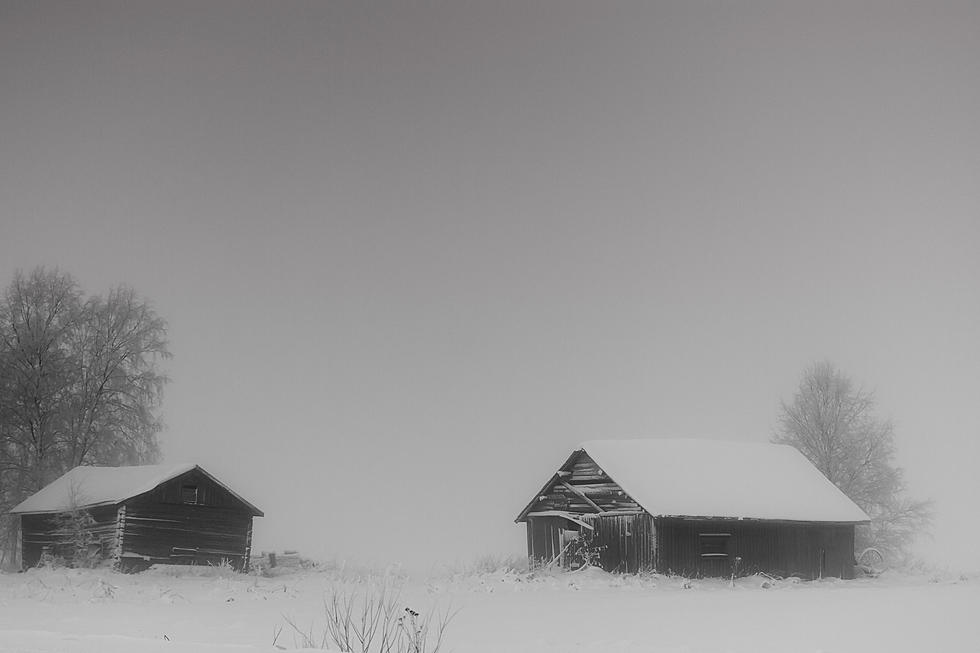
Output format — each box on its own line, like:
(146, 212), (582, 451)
(1, 565), (977, 653)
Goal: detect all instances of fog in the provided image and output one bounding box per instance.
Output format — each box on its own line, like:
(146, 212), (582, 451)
(2, 1), (978, 572)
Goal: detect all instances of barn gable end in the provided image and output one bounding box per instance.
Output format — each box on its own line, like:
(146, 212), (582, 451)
(517, 450), (650, 573)
(517, 450), (642, 519)
(120, 468), (258, 570)
(129, 467), (260, 513)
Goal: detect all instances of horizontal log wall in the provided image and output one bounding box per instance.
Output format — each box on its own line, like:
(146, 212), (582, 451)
(120, 500), (253, 570)
(19, 505), (118, 568)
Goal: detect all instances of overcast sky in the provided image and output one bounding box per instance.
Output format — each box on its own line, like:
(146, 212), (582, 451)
(2, 1), (978, 571)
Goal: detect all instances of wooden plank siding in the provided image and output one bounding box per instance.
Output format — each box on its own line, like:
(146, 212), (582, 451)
(582, 513), (656, 573)
(526, 516), (562, 567)
(526, 513), (657, 573)
(527, 513), (857, 579)
(655, 518), (856, 580)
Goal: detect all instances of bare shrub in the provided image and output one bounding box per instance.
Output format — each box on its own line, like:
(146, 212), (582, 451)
(283, 576), (455, 653)
(437, 553), (529, 579)
(467, 553), (528, 575)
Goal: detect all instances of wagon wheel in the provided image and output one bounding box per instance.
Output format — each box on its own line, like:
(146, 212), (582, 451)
(856, 547), (884, 576)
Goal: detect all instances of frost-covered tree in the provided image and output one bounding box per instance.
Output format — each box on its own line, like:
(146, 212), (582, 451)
(773, 361), (931, 562)
(0, 267), (170, 566)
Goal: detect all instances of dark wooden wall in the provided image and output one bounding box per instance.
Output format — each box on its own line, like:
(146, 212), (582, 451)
(526, 516), (562, 567)
(121, 469), (256, 570)
(120, 502), (253, 570)
(582, 513), (655, 573)
(526, 513), (656, 573)
(655, 518), (856, 579)
(135, 468), (253, 511)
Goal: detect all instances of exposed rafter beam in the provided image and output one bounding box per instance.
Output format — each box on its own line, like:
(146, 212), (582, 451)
(560, 480), (603, 513)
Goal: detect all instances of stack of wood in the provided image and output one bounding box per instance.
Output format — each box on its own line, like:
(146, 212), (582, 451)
(253, 550), (307, 569)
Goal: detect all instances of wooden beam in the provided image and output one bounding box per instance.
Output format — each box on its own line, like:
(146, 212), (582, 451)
(560, 480), (603, 513)
(546, 538), (576, 569)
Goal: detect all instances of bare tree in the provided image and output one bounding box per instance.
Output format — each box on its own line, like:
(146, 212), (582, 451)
(0, 268), (170, 565)
(773, 361), (932, 562)
(63, 286), (169, 468)
(0, 269), (83, 492)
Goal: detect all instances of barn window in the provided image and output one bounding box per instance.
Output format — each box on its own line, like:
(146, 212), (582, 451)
(699, 533), (731, 558)
(181, 485), (199, 504)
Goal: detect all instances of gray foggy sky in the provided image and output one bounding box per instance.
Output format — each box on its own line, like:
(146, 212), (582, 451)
(2, 1), (978, 569)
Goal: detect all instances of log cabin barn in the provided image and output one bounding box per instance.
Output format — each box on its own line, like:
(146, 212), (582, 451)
(516, 439), (870, 579)
(10, 464), (262, 571)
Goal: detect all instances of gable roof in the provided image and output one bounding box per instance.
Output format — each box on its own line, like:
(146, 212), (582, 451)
(519, 439), (870, 524)
(9, 464), (263, 517)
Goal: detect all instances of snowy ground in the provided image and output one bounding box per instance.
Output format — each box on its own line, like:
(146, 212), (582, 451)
(0, 564), (977, 653)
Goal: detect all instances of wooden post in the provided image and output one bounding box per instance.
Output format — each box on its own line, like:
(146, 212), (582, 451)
(242, 519), (254, 573)
(112, 505), (126, 571)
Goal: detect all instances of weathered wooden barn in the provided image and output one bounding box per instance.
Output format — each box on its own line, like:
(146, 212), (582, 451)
(11, 464), (262, 571)
(516, 439), (870, 579)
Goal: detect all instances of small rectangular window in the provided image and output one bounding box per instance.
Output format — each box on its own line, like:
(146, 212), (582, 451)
(699, 533), (730, 558)
(181, 485), (199, 504)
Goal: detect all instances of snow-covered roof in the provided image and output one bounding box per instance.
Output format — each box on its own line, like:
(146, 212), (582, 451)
(9, 464), (263, 516)
(535, 439), (869, 523)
